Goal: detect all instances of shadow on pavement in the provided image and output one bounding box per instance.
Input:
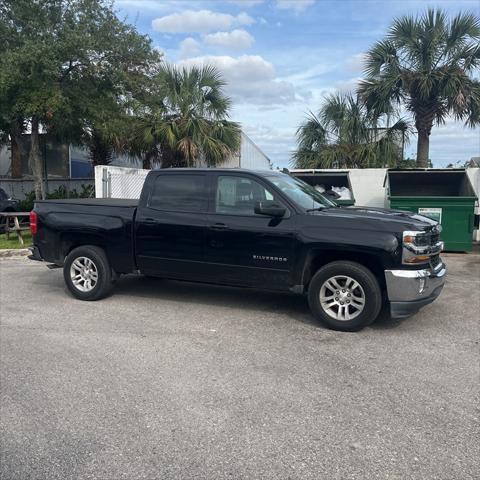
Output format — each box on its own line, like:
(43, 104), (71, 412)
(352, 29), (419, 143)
(113, 274), (320, 327)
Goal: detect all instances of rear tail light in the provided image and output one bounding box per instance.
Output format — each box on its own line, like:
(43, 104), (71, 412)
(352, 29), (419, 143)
(30, 211), (38, 235)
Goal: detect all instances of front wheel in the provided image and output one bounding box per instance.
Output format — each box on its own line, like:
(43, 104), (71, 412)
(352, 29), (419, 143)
(63, 245), (115, 300)
(308, 261), (382, 331)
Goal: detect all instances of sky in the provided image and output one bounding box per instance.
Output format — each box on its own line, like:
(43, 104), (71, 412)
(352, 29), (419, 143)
(115, 0), (480, 168)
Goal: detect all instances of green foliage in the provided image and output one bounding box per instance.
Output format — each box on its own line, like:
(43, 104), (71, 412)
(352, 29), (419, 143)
(128, 64), (241, 168)
(0, 0), (162, 196)
(17, 184), (94, 211)
(396, 157), (433, 168)
(359, 8), (480, 167)
(0, 232), (32, 249)
(293, 92), (410, 169)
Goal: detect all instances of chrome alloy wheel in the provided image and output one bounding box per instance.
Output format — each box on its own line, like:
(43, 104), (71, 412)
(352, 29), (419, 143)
(319, 275), (365, 321)
(70, 257), (98, 292)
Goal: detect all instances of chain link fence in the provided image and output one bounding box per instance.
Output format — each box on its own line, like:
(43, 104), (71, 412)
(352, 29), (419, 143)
(95, 166), (149, 199)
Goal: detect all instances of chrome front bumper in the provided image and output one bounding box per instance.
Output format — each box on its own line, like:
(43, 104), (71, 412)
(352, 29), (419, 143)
(384, 262), (447, 318)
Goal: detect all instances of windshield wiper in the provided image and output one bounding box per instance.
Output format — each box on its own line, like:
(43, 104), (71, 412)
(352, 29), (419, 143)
(306, 206), (327, 212)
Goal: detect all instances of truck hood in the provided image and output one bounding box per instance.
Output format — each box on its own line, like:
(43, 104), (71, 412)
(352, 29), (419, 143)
(313, 206), (438, 233)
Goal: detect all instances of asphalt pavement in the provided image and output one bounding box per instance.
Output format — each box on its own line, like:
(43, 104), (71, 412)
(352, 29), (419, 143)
(0, 253), (479, 480)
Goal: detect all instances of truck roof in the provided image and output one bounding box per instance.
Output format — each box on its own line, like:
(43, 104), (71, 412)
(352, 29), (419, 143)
(150, 168), (282, 177)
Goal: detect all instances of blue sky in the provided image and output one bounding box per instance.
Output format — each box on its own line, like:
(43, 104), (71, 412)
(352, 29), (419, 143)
(115, 0), (480, 168)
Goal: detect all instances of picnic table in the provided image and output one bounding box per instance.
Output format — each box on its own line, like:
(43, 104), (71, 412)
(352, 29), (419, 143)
(0, 212), (30, 246)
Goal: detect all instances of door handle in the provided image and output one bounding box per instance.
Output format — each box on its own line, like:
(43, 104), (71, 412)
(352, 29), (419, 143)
(143, 218), (157, 224)
(210, 223), (229, 231)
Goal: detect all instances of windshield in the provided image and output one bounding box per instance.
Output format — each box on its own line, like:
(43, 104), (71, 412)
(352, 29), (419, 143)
(266, 174), (336, 210)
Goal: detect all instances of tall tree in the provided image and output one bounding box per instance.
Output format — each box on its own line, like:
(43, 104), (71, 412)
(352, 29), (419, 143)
(358, 9), (480, 168)
(131, 64), (241, 169)
(293, 92), (410, 169)
(0, 0), (161, 198)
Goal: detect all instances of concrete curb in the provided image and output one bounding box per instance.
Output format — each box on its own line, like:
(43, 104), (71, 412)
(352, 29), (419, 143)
(0, 248), (30, 258)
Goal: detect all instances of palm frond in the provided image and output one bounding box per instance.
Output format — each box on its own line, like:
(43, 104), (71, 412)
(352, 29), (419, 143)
(293, 92), (410, 168)
(360, 7), (479, 167)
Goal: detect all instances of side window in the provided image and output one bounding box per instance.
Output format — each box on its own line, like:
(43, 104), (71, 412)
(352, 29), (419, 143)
(215, 176), (277, 216)
(148, 174), (207, 212)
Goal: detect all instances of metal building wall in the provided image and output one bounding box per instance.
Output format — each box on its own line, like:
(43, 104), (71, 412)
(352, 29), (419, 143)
(218, 132), (271, 170)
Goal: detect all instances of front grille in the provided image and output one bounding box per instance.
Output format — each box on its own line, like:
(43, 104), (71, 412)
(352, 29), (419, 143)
(430, 232), (440, 245)
(430, 254), (441, 269)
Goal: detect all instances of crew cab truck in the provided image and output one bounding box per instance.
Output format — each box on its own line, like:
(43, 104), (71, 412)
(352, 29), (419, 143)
(29, 169), (446, 331)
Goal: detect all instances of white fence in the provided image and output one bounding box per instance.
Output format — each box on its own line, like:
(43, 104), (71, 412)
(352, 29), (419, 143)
(95, 165), (149, 199)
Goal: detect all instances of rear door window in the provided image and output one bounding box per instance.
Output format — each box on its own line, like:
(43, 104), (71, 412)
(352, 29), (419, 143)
(148, 174), (207, 212)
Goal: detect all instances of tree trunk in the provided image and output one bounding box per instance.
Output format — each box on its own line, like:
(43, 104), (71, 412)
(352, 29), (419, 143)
(416, 131), (430, 168)
(11, 128), (22, 178)
(143, 151), (153, 170)
(415, 111), (434, 168)
(89, 131), (112, 167)
(29, 117), (46, 200)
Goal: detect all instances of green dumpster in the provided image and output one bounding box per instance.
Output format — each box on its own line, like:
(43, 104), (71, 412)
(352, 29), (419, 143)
(385, 169), (477, 252)
(290, 170), (355, 206)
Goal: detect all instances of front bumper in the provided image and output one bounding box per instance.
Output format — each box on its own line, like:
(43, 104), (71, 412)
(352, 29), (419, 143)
(384, 262), (447, 318)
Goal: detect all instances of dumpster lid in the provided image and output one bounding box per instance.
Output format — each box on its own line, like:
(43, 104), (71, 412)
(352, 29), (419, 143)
(289, 169), (350, 176)
(384, 168), (477, 198)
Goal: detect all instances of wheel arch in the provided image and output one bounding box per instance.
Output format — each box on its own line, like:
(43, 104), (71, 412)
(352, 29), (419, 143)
(301, 248), (387, 291)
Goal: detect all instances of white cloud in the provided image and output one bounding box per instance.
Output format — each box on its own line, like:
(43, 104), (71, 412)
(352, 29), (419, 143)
(236, 12), (255, 25)
(345, 53), (367, 73)
(334, 77), (361, 93)
(179, 37), (201, 58)
(275, 0), (315, 13)
(203, 29), (255, 50)
(152, 10), (254, 34)
(228, 0), (265, 6)
(177, 55), (296, 105)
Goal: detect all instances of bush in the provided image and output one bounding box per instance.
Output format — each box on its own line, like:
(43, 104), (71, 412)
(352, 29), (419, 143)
(17, 184), (95, 211)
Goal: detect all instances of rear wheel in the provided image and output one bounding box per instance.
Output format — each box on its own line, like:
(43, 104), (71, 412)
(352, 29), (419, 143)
(63, 246), (115, 300)
(308, 261), (382, 331)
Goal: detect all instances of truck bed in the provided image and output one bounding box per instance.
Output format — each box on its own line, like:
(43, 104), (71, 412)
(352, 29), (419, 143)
(33, 198), (138, 273)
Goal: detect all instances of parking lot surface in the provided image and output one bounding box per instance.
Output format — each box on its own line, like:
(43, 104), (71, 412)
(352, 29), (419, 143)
(1, 253), (479, 480)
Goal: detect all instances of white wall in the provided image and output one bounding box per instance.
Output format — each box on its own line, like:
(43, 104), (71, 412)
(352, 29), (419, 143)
(0, 145), (10, 176)
(205, 132), (271, 170)
(348, 169), (388, 207)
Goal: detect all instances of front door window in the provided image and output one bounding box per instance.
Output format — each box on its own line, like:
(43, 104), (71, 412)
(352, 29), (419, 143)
(216, 176), (275, 216)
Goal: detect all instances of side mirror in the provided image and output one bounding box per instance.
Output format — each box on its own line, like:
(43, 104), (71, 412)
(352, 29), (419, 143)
(254, 200), (286, 217)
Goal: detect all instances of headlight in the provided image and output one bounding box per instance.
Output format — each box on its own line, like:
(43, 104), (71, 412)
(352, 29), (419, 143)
(402, 230), (443, 265)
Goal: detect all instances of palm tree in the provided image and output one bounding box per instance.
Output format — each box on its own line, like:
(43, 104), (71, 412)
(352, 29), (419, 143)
(358, 9), (480, 168)
(132, 64), (241, 169)
(292, 92), (410, 169)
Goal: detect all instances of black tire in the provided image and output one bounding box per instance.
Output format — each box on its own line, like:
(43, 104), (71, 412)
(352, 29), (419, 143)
(308, 261), (382, 331)
(63, 245), (115, 301)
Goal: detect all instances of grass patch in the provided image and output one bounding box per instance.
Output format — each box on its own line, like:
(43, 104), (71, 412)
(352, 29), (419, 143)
(0, 232), (32, 249)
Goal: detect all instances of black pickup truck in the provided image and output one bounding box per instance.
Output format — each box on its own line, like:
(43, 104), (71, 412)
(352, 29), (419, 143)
(30, 169), (446, 331)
